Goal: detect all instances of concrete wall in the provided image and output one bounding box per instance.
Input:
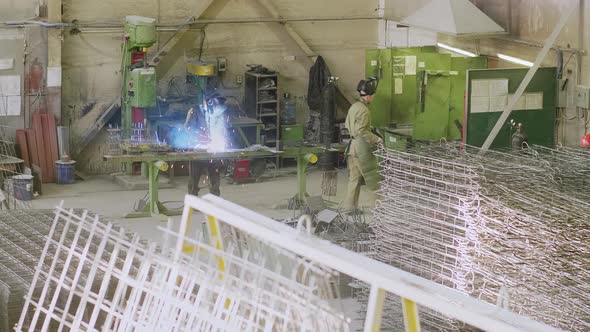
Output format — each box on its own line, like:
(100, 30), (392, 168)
(387, 0), (588, 146)
(51, 0), (590, 172)
(61, 0), (381, 173)
(0, 0), (39, 21)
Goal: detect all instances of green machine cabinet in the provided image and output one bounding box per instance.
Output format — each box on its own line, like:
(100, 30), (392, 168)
(121, 16), (157, 132)
(365, 47), (439, 128)
(381, 127), (413, 150)
(128, 67), (157, 108)
(124, 16), (157, 49)
(281, 124), (304, 147)
(366, 47), (488, 142)
(465, 67), (557, 148)
(413, 55), (487, 141)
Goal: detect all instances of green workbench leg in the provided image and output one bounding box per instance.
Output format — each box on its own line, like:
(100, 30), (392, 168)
(124, 161), (158, 218)
(148, 161), (160, 215)
(124, 160), (183, 218)
(297, 154), (308, 204)
(289, 153), (318, 210)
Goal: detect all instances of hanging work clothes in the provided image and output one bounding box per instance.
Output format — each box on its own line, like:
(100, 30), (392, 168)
(307, 56), (331, 110)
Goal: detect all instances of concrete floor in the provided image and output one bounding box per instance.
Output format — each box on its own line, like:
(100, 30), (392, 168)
(31, 167), (374, 243)
(30, 167), (367, 328)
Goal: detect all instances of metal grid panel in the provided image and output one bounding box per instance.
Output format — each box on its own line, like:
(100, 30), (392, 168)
(16, 204), (350, 331)
(362, 143), (590, 331)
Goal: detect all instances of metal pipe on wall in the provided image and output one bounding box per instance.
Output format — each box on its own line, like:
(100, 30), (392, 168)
(578, 0), (585, 137)
(1, 16), (378, 30)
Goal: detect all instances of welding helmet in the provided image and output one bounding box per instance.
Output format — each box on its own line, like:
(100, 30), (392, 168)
(357, 77), (378, 96)
(205, 92), (227, 106)
(581, 134), (590, 148)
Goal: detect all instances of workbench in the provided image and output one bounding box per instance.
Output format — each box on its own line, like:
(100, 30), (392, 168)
(229, 117), (263, 147)
(104, 145), (343, 218)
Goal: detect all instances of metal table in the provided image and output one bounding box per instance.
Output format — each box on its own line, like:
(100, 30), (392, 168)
(229, 117), (263, 147)
(104, 145), (343, 218)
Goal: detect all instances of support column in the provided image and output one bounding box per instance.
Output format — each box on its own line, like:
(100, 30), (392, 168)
(47, 0), (62, 123)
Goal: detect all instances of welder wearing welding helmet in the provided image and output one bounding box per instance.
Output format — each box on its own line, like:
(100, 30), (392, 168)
(204, 94), (229, 151)
(188, 93), (228, 197)
(342, 78), (383, 214)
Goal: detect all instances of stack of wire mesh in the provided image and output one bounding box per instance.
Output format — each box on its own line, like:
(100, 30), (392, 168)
(0, 210), (55, 332)
(358, 143), (590, 331)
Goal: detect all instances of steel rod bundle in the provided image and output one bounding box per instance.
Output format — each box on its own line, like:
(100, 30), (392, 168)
(360, 143), (590, 331)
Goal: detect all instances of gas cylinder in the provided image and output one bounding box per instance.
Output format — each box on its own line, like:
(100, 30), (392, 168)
(28, 58), (44, 93)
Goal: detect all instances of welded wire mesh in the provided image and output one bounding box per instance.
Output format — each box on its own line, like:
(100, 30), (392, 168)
(0, 210), (80, 332)
(358, 143), (590, 332)
(17, 205), (350, 331)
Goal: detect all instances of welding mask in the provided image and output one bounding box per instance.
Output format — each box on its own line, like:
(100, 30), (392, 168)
(211, 104), (227, 118)
(357, 77), (378, 96)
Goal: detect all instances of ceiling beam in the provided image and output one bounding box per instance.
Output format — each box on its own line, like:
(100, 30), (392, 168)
(253, 0), (354, 106)
(151, 0), (232, 79)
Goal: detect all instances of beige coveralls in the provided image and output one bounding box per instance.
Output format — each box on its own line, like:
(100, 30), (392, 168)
(343, 100), (381, 211)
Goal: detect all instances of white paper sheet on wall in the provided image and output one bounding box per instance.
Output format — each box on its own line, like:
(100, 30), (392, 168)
(405, 56), (417, 75)
(488, 79), (509, 96)
(471, 96), (490, 113)
(489, 95), (508, 112)
(47, 67), (62, 87)
(508, 94), (527, 110)
(394, 78), (403, 95)
(0, 59), (14, 70)
(393, 56), (405, 75)
(471, 80), (490, 97)
(525, 93), (544, 110)
(0, 75), (20, 95)
(0, 75), (21, 116)
(0, 96), (21, 116)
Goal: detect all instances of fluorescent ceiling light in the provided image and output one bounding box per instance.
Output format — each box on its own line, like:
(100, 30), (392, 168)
(437, 43), (477, 57)
(497, 54), (534, 67)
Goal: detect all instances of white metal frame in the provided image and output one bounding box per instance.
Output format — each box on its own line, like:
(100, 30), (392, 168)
(182, 194), (562, 332)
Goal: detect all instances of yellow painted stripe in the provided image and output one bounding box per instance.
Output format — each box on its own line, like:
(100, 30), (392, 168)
(402, 298), (420, 332)
(206, 215), (231, 310)
(182, 208), (195, 252)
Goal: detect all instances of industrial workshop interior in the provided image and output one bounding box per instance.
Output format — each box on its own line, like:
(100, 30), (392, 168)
(1, 0), (590, 331)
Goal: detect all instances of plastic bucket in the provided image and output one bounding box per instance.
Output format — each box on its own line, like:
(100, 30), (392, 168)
(56, 160), (76, 185)
(13, 175), (34, 201)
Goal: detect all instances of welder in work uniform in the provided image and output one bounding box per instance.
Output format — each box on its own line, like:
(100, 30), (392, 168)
(187, 94), (228, 197)
(343, 78), (383, 213)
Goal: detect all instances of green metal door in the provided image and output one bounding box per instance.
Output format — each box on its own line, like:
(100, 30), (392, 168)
(413, 72), (451, 141)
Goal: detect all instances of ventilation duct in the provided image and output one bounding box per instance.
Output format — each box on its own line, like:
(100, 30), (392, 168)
(401, 0), (505, 36)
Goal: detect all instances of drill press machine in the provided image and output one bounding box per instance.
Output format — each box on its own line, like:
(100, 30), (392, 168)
(121, 16), (157, 134)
